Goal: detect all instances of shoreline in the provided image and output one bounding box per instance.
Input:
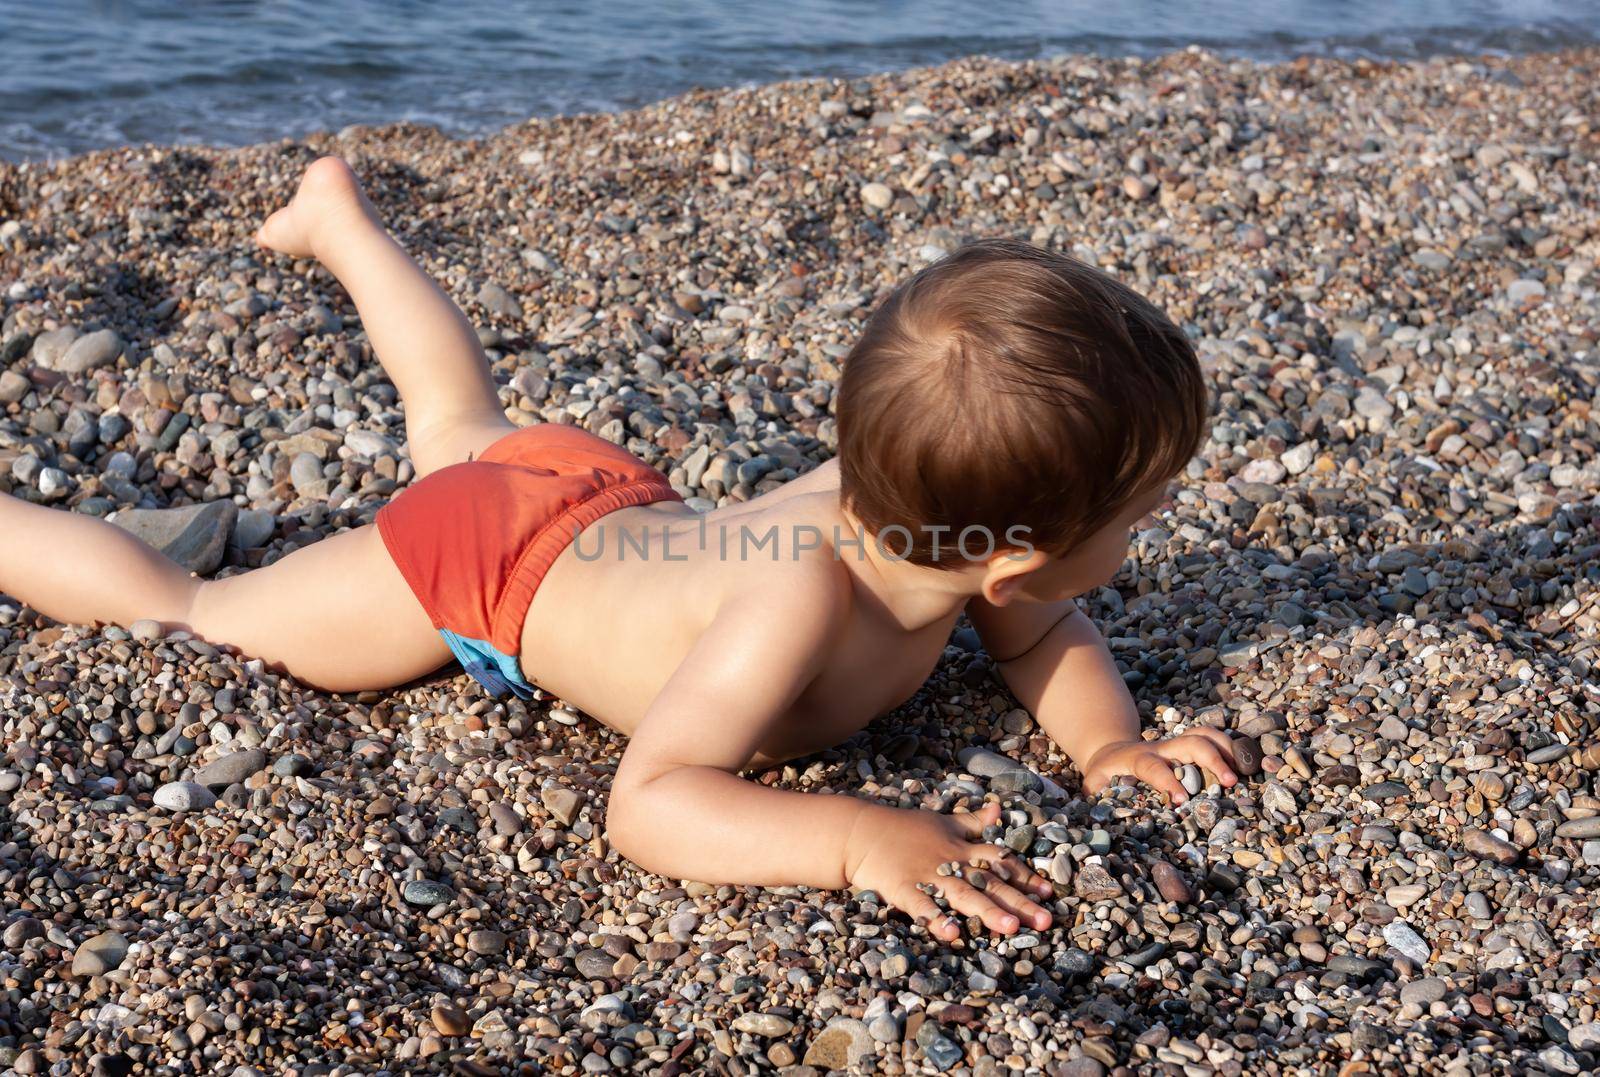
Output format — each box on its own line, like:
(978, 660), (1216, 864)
(3, 42), (1598, 171)
(2, 45), (1599, 1075)
(4, 29), (1597, 164)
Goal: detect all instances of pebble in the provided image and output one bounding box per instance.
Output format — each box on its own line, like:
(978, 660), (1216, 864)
(859, 182), (894, 210)
(108, 502), (238, 576)
(1568, 1023), (1600, 1051)
(192, 748), (267, 788)
(152, 781), (216, 811)
(804, 1018), (874, 1069)
(3, 917), (45, 948)
(731, 1012), (794, 1037)
(401, 880), (454, 907)
(1463, 829), (1520, 865)
(430, 1002), (470, 1036)
(1400, 978), (1449, 1007)
(467, 929), (508, 956)
(1556, 817), (1600, 840)
(1150, 860), (1193, 903)
(1382, 921), (1431, 966)
(71, 931), (129, 977)
(230, 509), (276, 550)
(1232, 736), (1263, 777)
(541, 784), (583, 825)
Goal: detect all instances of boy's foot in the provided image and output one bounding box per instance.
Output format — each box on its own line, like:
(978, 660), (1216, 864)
(255, 156), (373, 259)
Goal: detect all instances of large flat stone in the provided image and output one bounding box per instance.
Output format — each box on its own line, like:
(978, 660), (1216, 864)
(109, 501), (237, 575)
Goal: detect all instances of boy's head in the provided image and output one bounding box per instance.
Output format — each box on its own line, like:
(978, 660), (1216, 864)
(836, 238), (1208, 597)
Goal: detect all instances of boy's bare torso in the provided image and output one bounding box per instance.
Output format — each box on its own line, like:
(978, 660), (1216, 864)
(520, 457), (955, 768)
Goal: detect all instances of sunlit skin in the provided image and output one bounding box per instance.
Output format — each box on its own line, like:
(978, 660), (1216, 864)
(0, 157), (1235, 945)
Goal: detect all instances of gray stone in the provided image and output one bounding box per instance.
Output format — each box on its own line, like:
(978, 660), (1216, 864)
(922, 1033), (962, 1071)
(1354, 386), (1395, 423)
(38, 467), (68, 496)
(1568, 1023), (1600, 1051)
(0, 369), (29, 403)
(230, 509), (275, 550)
(289, 451), (326, 496)
(57, 329), (123, 373)
(153, 781), (216, 811)
(28, 327), (79, 369)
(575, 948), (616, 978)
(273, 754), (312, 777)
(1400, 977), (1448, 1006)
(478, 281), (521, 319)
(401, 879), (455, 907)
(1528, 743), (1572, 765)
(1280, 441), (1316, 475)
(1507, 278), (1546, 304)
(1261, 782), (1298, 815)
(193, 749), (267, 789)
(1382, 921), (1430, 965)
(109, 501), (237, 575)
(1540, 1045), (1581, 1075)
(344, 429), (397, 458)
(71, 930), (129, 977)
(957, 746), (1024, 778)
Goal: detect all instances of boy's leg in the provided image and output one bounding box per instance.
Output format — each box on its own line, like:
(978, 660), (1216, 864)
(0, 492), (448, 694)
(256, 157), (516, 478)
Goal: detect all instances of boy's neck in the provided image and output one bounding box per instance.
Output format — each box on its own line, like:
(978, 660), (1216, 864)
(838, 509), (985, 632)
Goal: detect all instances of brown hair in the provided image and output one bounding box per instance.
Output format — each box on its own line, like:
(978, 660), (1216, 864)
(836, 238), (1208, 567)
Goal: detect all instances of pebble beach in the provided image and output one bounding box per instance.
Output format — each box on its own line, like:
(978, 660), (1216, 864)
(1, 43), (1599, 1077)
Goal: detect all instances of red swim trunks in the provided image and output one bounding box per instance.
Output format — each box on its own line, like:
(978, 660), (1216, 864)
(376, 423), (683, 698)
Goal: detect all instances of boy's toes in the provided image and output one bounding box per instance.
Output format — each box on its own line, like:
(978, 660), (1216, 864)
(254, 206), (309, 257)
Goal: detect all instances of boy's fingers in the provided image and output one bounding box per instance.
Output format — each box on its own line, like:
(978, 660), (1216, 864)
(1163, 739), (1237, 785)
(975, 843), (1054, 898)
(1134, 754), (1187, 804)
(1188, 727), (1240, 761)
(897, 885), (960, 942)
(952, 800), (1000, 838)
(937, 877), (1020, 935)
(964, 868), (1053, 931)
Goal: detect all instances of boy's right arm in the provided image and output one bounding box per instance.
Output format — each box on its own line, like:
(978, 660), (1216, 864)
(606, 582), (1054, 939)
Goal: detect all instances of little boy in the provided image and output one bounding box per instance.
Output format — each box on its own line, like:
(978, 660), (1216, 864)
(0, 158), (1238, 942)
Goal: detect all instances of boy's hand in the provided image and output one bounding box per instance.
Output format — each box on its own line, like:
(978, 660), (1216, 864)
(1081, 728), (1239, 805)
(843, 801), (1055, 943)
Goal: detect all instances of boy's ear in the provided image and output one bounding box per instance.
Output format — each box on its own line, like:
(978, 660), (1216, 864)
(980, 546), (1049, 606)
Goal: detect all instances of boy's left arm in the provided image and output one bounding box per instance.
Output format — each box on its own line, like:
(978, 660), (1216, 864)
(966, 597), (1237, 804)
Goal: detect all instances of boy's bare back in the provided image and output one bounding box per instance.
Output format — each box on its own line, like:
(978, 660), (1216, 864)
(521, 458), (960, 769)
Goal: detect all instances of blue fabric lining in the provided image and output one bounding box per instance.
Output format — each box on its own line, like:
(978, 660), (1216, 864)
(438, 628), (535, 700)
